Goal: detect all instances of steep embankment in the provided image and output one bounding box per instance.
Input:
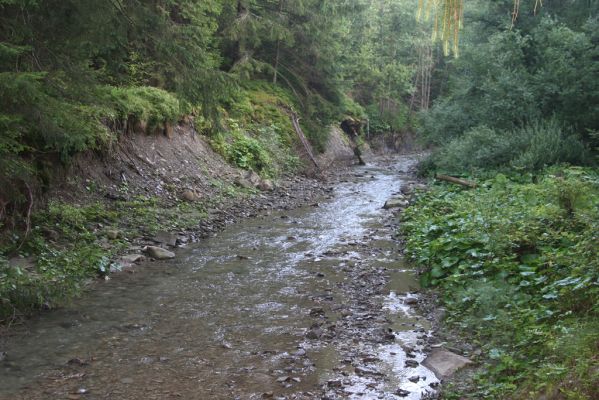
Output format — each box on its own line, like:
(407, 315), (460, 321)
(1, 92), (363, 322)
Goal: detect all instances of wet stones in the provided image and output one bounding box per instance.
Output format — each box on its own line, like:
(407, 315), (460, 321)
(404, 296), (419, 305)
(115, 253), (146, 270)
(293, 348), (306, 357)
(327, 380), (343, 388)
(383, 196), (409, 210)
(405, 359), (420, 368)
(422, 348), (472, 379)
(309, 307), (325, 317)
(144, 246), (175, 259)
(305, 324), (323, 339)
(354, 366), (383, 377)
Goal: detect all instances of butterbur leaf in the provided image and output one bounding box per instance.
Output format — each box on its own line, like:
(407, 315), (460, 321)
(520, 271), (536, 276)
(431, 266), (444, 278)
(489, 348), (503, 359)
(542, 293), (558, 300)
(442, 256), (459, 268)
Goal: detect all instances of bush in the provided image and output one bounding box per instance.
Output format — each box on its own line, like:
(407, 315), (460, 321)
(430, 120), (589, 174)
(512, 120), (589, 170)
(227, 131), (271, 173)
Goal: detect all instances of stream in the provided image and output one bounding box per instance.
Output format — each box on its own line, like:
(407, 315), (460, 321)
(0, 154), (439, 399)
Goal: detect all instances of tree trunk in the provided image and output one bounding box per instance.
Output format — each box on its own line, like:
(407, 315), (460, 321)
(236, 0), (249, 65)
(272, 0), (284, 84)
(436, 174), (477, 188)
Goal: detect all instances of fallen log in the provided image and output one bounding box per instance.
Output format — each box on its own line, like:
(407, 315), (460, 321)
(290, 112), (321, 171)
(436, 174), (477, 188)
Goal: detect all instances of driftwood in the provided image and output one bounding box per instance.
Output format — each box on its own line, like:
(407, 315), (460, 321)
(436, 174), (477, 188)
(290, 112), (321, 171)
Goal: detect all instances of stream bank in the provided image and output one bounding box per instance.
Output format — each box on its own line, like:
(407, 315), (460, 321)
(1, 121), (361, 322)
(0, 154), (469, 400)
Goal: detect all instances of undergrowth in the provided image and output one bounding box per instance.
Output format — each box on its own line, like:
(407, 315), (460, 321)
(0, 82), (304, 322)
(425, 120), (590, 176)
(211, 84), (302, 178)
(402, 167), (599, 399)
(0, 193), (212, 321)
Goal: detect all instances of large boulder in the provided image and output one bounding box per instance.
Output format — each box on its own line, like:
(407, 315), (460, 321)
(234, 176), (254, 189)
(145, 246), (175, 259)
(423, 348), (472, 379)
(383, 197), (409, 209)
(152, 231), (178, 247)
(181, 189), (201, 202)
(245, 170), (262, 186)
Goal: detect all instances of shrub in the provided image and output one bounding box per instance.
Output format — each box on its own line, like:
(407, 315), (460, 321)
(512, 120), (589, 170)
(430, 120), (589, 174)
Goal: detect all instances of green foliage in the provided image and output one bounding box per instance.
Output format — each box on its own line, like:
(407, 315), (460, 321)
(339, 0), (419, 135)
(102, 86), (181, 129)
(365, 102), (410, 135)
(0, 192), (214, 320)
(1, 201), (119, 319)
(216, 84), (301, 176)
(429, 120), (590, 174)
(226, 129), (272, 174)
(421, 14), (599, 151)
(402, 168), (599, 398)
(0, 72), (112, 160)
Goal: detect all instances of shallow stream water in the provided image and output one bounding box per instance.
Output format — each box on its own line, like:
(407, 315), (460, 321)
(0, 155), (438, 399)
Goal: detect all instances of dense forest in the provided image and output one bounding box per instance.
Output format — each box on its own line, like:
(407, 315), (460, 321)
(1, 0), (598, 399)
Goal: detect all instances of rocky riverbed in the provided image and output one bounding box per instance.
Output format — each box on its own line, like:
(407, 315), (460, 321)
(0, 154), (470, 400)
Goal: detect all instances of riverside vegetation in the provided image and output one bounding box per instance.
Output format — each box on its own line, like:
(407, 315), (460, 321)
(1, 1), (599, 399)
(399, 1), (599, 399)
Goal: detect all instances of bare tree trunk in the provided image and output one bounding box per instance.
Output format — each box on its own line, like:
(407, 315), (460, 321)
(272, 0), (284, 84)
(236, 0), (249, 64)
(273, 39), (280, 84)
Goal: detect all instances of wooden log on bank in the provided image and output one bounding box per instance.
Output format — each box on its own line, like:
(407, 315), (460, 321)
(436, 174), (477, 188)
(290, 112), (321, 171)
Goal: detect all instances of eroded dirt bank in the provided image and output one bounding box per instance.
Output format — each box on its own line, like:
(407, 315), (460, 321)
(0, 154), (454, 400)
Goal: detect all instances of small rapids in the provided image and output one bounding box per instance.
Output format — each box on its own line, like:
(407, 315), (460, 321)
(0, 154), (439, 400)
